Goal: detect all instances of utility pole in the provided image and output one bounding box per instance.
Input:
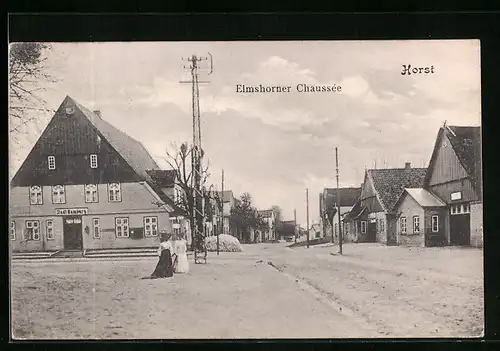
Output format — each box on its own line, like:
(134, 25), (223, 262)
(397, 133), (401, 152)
(306, 188), (310, 249)
(336, 147), (343, 255)
(180, 53), (213, 264)
(218, 169), (224, 255)
(294, 208), (297, 243)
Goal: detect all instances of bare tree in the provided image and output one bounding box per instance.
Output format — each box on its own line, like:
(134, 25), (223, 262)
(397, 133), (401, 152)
(161, 142), (220, 250)
(9, 42), (56, 134)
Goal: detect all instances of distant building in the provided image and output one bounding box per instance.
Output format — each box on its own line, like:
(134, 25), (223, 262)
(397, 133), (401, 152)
(257, 209), (276, 242)
(218, 190), (235, 235)
(319, 187), (361, 240)
(309, 223), (321, 240)
(280, 220), (296, 241)
(9, 96), (188, 253)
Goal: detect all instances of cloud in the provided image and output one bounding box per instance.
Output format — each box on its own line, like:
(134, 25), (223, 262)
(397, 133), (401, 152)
(10, 41), (481, 226)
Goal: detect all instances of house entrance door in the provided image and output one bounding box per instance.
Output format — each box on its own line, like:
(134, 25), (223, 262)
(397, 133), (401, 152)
(63, 216), (83, 250)
(450, 214), (470, 246)
(367, 221), (376, 242)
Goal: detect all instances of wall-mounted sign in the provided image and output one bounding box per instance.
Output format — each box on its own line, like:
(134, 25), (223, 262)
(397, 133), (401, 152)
(450, 192), (462, 201)
(56, 208), (89, 216)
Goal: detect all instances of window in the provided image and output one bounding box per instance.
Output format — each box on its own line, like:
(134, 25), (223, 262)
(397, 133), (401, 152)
(93, 218), (101, 239)
(431, 215), (439, 233)
(48, 156), (56, 170)
(380, 219), (385, 233)
(85, 184), (99, 203)
(144, 216), (158, 237)
(108, 183), (122, 202)
(10, 221), (16, 240)
(361, 221), (367, 234)
(90, 154), (98, 168)
(52, 185), (66, 204)
(24, 220), (40, 241)
(413, 216), (420, 233)
(29, 186), (43, 205)
(401, 217), (407, 234)
(451, 203), (471, 215)
(171, 217), (181, 236)
(46, 220), (54, 240)
(115, 217), (129, 238)
(464, 203), (470, 213)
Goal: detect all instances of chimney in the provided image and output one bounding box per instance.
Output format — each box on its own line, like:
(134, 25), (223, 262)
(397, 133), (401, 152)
(93, 110), (101, 118)
(405, 162), (411, 169)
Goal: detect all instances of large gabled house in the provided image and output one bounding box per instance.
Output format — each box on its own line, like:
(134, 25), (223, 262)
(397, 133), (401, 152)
(345, 163), (427, 245)
(423, 124), (482, 247)
(9, 96), (189, 253)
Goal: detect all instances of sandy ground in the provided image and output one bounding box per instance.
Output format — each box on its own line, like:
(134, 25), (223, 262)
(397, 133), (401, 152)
(267, 243), (484, 338)
(10, 242), (483, 339)
(10, 250), (376, 339)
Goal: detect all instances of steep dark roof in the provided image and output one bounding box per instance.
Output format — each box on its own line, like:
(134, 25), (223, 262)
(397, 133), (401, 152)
(73, 98), (160, 179)
(368, 167), (427, 213)
(423, 125), (482, 198)
(73, 97), (184, 215)
(447, 126), (482, 194)
(322, 187), (361, 211)
(146, 169), (177, 188)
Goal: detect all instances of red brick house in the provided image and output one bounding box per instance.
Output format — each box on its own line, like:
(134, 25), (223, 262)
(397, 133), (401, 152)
(347, 164), (427, 245)
(422, 124), (482, 247)
(392, 188), (447, 247)
(9, 96), (188, 253)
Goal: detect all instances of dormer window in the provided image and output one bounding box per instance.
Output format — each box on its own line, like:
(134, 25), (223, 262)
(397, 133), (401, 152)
(48, 156), (56, 170)
(90, 154), (98, 168)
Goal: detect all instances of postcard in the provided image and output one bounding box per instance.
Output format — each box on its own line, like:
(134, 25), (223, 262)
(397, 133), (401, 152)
(9, 40), (483, 339)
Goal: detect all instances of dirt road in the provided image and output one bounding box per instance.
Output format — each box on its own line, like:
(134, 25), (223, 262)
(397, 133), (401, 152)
(10, 242), (483, 339)
(259, 242), (484, 338)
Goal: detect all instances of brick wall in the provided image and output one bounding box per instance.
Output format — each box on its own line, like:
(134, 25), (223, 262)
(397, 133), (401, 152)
(424, 207), (447, 246)
(470, 201), (483, 248)
(398, 233), (424, 247)
(395, 194), (425, 247)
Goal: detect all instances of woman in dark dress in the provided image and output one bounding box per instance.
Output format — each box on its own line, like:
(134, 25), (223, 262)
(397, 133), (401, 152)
(144, 233), (175, 279)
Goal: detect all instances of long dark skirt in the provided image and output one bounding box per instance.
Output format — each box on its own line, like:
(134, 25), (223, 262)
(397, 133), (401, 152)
(150, 249), (174, 278)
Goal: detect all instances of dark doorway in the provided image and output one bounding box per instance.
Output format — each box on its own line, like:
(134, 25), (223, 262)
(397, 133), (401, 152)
(63, 216), (83, 250)
(367, 221), (376, 242)
(450, 214), (471, 246)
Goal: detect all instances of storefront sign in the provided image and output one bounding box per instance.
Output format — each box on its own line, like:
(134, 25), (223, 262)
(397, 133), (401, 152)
(55, 208), (89, 216)
(450, 192), (462, 201)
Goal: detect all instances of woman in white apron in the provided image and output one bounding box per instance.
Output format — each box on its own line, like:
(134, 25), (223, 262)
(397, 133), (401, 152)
(173, 232), (190, 273)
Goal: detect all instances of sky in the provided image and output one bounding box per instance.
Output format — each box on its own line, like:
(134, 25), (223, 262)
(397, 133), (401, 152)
(8, 40), (481, 227)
